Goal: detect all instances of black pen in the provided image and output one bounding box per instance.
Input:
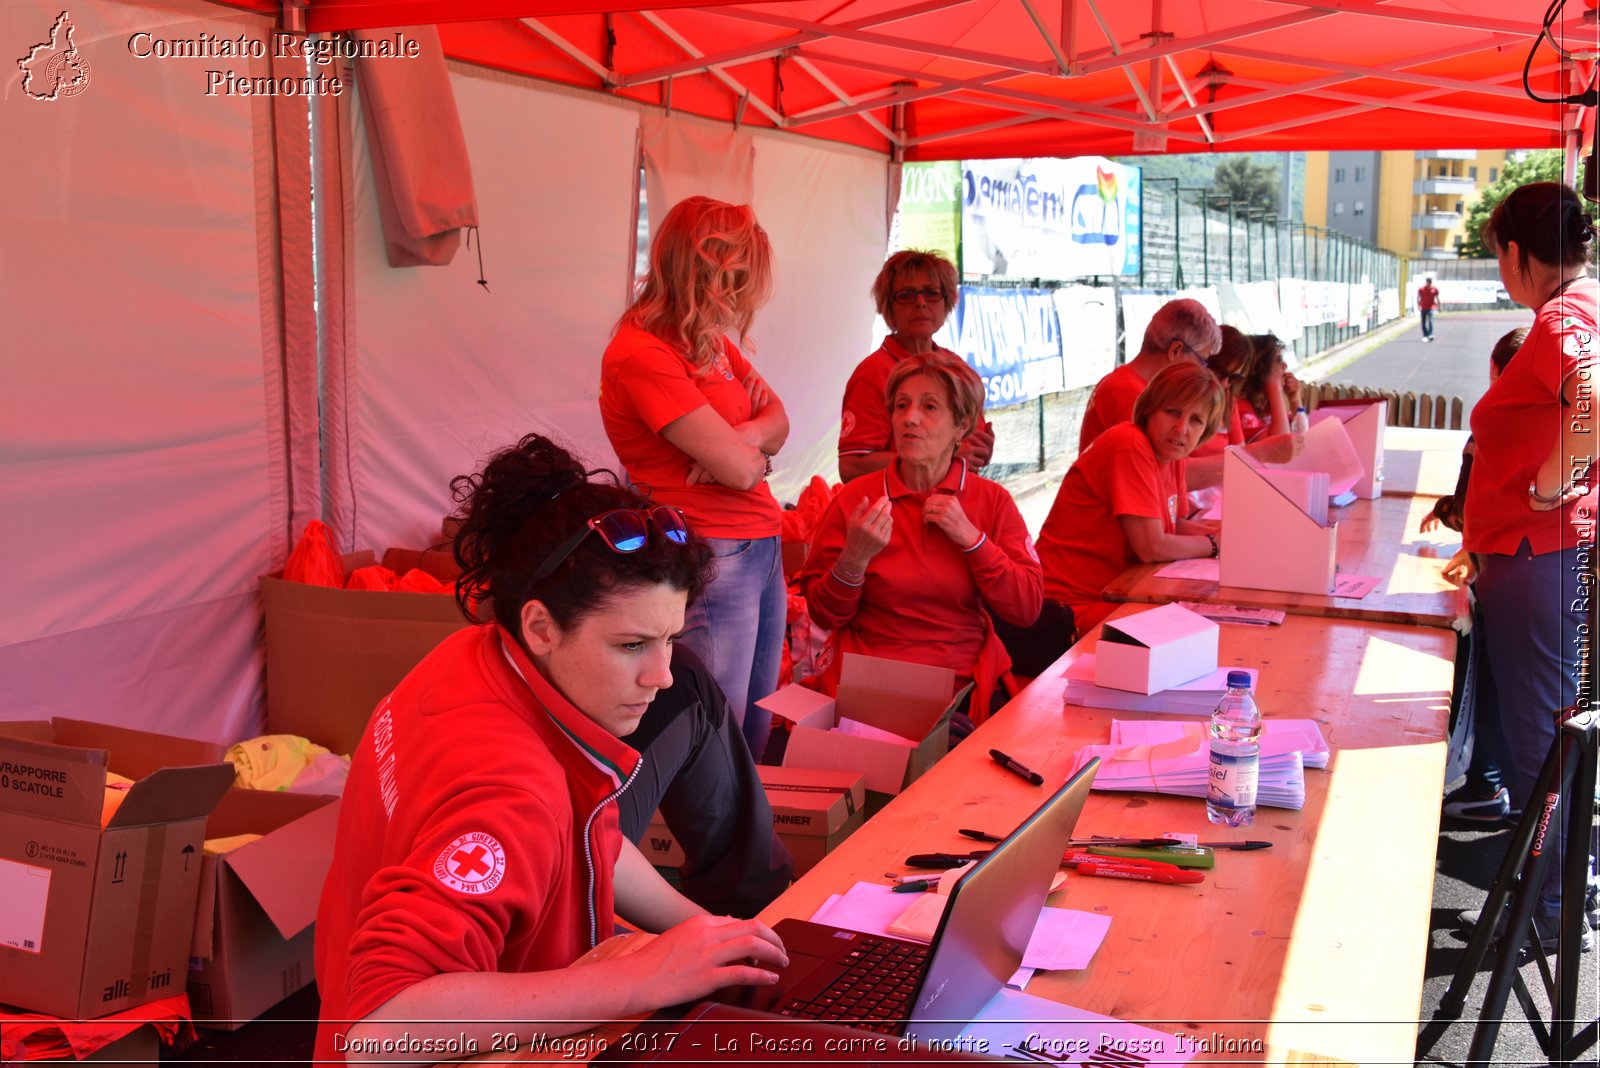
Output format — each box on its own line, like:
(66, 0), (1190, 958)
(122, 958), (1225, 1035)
(989, 748), (1044, 786)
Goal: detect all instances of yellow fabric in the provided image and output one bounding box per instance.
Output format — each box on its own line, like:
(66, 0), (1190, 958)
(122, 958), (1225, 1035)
(203, 833), (265, 856)
(226, 734), (332, 791)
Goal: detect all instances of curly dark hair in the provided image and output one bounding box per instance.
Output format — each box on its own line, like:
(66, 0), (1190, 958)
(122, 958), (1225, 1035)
(449, 434), (713, 639)
(1482, 182), (1595, 273)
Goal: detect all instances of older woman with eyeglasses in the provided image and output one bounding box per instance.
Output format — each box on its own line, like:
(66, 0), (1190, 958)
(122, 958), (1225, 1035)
(838, 250), (994, 482)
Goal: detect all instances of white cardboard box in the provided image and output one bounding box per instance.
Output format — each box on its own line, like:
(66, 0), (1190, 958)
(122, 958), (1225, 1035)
(1310, 399), (1387, 499)
(1220, 447), (1340, 595)
(1093, 603), (1219, 695)
(762, 654), (967, 797)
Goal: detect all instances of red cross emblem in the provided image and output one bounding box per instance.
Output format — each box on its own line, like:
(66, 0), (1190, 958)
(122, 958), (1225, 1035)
(433, 832), (506, 895)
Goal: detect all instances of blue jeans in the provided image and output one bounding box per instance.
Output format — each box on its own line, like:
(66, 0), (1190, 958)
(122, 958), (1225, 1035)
(677, 535), (786, 761)
(1421, 308), (1435, 338)
(1475, 540), (1588, 910)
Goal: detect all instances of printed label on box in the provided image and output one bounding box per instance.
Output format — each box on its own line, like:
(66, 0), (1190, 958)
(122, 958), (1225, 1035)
(0, 857), (51, 953)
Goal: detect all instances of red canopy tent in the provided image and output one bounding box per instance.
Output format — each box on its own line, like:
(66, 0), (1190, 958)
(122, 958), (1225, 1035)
(215, 0), (1597, 158)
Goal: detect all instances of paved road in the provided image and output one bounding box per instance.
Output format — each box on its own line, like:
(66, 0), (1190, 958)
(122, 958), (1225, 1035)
(1313, 309), (1537, 418)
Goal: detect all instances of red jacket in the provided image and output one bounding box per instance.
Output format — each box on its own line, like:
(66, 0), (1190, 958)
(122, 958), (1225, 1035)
(798, 459), (1041, 715)
(314, 625), (640, 1063)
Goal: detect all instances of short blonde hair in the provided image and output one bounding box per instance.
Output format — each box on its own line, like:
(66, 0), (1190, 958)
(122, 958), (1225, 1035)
(884, 351), (984, 436)
(872, 250), (960, 328)
(621, 196), (773, 368)
(1133, 362), (1227, 442)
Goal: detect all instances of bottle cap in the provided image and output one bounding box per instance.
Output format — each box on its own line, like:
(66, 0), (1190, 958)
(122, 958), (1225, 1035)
(1226, 670), (1253, 689)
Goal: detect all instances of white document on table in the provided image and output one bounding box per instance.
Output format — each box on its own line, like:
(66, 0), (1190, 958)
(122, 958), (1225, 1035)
(1332, 572), (1382, 598)
(960, 988), (1197, 1066)
(1156, 558), (1221, 581)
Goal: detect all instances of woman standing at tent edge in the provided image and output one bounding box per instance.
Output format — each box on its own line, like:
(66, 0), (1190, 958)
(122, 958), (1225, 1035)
(600, 196), (789, 762)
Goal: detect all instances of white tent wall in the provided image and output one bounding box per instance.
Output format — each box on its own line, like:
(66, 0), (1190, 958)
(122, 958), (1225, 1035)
(340, 69), (888, 557)
(1, 0), (294, 743)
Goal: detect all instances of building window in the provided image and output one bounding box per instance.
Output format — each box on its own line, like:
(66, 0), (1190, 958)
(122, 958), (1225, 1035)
(1353, 201), (1365, 217)
(1334, 168), (1345, 183)
(1334, 202), (1345, 216)
(1355, 166), (1365, 182)
(1470, 166), (1478, 179)
(1490, 167), (1499, 182)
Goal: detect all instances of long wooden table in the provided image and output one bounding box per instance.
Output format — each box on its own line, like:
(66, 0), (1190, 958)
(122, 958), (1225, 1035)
(1104, 492), (1463, 628)
(1377, 426), (1469, 498)
(758, 609), (1456, 1065)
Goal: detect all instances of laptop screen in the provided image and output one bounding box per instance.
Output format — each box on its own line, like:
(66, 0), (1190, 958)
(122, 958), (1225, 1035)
(903, 757), (1100, 1041)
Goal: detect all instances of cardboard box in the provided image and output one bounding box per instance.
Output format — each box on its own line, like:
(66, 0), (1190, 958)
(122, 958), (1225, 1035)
(643, 766), (867, 878)
(764, 655), (967, 799)
(756, 765), (866, 875)
(1311, 399), (1387, 499)
(1220, 448), (1339, 595)
(187, 789), (340, 1029)
(1093, 603), (1220, 695)
(0, 719), (233, 1019)
(260, 550), (471, 755)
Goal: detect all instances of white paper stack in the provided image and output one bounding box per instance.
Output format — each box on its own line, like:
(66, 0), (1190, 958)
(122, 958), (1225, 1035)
(1062, 655), (1259, 715)
(1068, 718), (1329, 809)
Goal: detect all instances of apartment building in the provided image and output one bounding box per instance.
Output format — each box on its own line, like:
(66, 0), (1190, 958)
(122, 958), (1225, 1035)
(1302, 149), (1510, 259)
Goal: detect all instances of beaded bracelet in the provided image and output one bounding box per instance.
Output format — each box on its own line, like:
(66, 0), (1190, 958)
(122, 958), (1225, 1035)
(1204, 533), (1220, 559)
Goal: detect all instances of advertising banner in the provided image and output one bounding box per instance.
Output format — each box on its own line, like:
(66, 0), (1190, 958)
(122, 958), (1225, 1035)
(942, 286), (1065, 407)
(897, 161), (962, 264)
(961, 157), (1141, 281)
(1052, 286), (1118, 392)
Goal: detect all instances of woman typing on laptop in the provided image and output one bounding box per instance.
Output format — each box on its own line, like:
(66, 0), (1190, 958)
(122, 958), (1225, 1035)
(313, 435), (787, 1064)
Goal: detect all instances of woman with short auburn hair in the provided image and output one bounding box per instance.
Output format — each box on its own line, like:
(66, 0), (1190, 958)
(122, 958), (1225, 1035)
(838, 250), (994, 482)
(1037, 363), (1227, 635)
(600, 196), (789, 760)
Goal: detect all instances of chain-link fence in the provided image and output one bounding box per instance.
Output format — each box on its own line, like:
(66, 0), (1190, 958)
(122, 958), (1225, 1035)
(983, 182), (1403, 481)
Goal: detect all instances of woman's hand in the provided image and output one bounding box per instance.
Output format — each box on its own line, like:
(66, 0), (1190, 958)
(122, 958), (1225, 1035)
(923, 491), (982, 551)
(956, 421), (996, 468)
(1283, 372), (1302, 410)
(1441, 548), (1475, 586)
(840, 496), (894, 569)
(615, 915), (788, 1010)
(685, 462), (719, 486)
(744, 371), (774, 414)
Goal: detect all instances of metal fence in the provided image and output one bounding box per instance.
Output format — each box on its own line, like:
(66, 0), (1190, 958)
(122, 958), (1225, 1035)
(984, 182), (1405, 480)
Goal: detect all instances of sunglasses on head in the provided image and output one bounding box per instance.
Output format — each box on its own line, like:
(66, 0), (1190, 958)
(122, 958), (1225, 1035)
(529, 506), (691, 584)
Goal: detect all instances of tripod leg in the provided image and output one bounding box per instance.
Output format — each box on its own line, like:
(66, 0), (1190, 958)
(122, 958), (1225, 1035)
(1554, 729), (1597, 1061)
(1440, 732), (1564, 1016)
(1464, 732), (1576, 1065)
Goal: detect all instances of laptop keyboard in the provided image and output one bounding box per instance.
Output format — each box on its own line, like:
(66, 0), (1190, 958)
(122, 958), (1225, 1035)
(776, 936), (929, 1033)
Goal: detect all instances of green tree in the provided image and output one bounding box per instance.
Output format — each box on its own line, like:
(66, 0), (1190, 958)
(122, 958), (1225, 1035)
(1211, 155), (1281, 213)
(1458, 150), (1565, 257)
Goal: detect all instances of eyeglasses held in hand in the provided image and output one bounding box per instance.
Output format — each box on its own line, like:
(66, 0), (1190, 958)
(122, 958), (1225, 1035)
(891, 286), (945, 305)
(530, 506), (691, 584)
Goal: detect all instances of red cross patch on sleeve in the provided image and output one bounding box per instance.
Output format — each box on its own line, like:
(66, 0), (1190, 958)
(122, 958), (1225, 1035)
(433, 831), (507, 896)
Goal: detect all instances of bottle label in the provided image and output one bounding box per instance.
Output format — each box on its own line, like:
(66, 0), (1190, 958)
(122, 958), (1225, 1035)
(1208, 749), (1258, 808)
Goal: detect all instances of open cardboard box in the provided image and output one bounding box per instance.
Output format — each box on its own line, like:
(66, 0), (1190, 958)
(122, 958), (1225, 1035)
(761, 654), (969, 804)
(0, 719), (233, 1019)
(260, 550), (471, 755)
(1220, 447), (1340, 595)
(642, 766), (866, 877)
(1093, 603), (1220, 695)
(188, 789), (340, 1029)
(1310, 398), (1387, 499)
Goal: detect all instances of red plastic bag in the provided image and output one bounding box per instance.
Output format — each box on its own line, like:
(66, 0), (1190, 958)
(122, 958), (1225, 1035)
(283, 520), (344, 588)
(395, 568), (450, 594)
(345, 565), (399, 591)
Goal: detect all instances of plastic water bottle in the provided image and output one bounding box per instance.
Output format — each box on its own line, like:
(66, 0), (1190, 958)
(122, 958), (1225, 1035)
(1207, 670), (1263, 827)
(1290, 406), (1310, 436)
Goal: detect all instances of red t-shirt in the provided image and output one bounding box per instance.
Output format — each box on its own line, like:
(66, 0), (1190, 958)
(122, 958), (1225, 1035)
(1188, 400), (1246, 460)
(1465, 281), (1597, 556)
(1078, 363), (1149, 453)
(600, 324), (781, 539)
(1036, 422), (1186, 633)
(797, 459), (1042, 678)
(314, 626), (639, 1063)
(1418, 284), (1440, 311)
(838, 336), (971, 459)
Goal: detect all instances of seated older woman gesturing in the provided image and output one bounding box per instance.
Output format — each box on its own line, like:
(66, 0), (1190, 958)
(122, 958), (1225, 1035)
(799, 352), (1042, 720)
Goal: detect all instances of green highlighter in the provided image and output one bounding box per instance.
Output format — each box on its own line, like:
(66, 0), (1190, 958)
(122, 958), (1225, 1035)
(1085, 843), (1215, 869)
